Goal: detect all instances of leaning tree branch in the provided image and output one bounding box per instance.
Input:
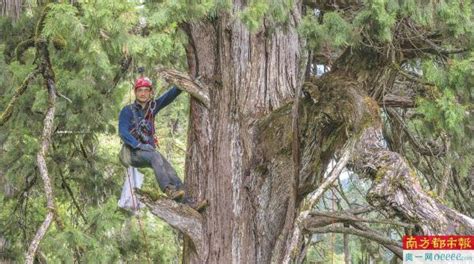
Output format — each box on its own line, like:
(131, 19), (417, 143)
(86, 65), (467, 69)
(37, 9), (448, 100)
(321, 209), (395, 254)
(421, 37), (470, 56)
(156, 67), (210, 108)
(304, 141), (353, 208)
(308, 211), (414, 228)
(55, 90), (72, 103)
(136, 193), (206, 261)
(391, 63), (434, 87)
(304, 212), (406, 256)
(305, 210), (408, 258)
(282, 140), (353, 263)
(108, 55), (132, 95)
(0, 69), (40, 126)
(386, 108), (445, 156)
(306, 225), (403, 258)
(25, 76), (57, 264)
(58, 169), (87, 224)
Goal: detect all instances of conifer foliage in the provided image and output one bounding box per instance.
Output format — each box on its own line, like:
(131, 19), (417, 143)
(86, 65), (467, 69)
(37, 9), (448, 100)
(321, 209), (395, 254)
(1, 0), (186, 262)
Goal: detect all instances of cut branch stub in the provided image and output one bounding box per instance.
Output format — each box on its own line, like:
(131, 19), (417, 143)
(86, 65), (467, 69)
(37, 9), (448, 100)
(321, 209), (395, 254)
(156, 67), (210, 108)
(135, 193), (206, 260)
(380, 94), (415, 108)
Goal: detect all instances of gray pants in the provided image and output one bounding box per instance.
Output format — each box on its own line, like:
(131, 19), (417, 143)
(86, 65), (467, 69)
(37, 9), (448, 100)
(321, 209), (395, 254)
(130, 149), (182, 191)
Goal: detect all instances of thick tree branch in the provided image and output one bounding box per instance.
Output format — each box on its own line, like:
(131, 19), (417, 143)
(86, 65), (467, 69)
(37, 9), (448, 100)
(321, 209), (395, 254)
(352, 126), (474, 234)
(136, 193), (206, 261)
(308, 211), (414, 228)
(306, 64), (474, 235)
(156, 67), (210, 108)
(0, 69), (40, 126)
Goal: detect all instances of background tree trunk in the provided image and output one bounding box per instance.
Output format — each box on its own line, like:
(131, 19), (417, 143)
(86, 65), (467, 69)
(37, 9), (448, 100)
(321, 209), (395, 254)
(0, 0), (22, 21)
(343, 233), (351, 264)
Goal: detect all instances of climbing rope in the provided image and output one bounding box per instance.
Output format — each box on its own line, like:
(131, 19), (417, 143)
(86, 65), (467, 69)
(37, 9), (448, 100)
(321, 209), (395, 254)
(126, 168), (152, 264)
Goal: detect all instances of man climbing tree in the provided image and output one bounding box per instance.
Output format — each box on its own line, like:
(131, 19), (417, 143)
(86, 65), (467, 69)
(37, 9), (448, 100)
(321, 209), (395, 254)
(118, 74), (187, 202)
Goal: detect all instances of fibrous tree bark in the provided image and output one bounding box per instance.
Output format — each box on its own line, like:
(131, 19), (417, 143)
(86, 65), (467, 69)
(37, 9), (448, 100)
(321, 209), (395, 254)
(140, 1), (474, 263)
(0, 0), (22, 21)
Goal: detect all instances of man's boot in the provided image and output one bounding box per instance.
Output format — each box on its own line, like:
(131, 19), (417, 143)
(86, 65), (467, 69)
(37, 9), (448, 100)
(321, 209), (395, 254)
(183, 197), (208, 212)
(164, 186), (185, 201)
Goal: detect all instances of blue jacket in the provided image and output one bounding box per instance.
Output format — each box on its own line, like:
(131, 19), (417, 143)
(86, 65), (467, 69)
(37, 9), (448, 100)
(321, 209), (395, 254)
(119, 86), (182, 149)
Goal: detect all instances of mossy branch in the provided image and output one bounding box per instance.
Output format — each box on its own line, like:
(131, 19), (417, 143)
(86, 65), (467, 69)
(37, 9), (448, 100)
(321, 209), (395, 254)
(0, 69), (40, 126)
(1, 5), (54, 127)
(35, 6), (50, 42)
(15, 38), (35, 64)
(109, 56), (132, 94)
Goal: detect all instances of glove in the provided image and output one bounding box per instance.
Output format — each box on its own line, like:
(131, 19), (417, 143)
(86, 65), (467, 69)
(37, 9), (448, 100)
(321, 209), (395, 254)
(137, 143), (155, 152)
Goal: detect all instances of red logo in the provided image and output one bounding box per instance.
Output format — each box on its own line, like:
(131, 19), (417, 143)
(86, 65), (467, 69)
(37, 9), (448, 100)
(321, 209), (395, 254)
(403, 236), (473, 250)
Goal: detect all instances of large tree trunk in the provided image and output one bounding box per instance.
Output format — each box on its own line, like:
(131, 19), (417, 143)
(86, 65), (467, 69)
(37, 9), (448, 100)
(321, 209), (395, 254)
(182, 2), (308, 263)
(142, 2), (474, 263)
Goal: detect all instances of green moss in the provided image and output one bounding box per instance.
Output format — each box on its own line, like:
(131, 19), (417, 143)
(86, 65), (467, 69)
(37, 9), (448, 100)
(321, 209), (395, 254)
(374, 167), (387, 183)
(135, 187), (164, 201)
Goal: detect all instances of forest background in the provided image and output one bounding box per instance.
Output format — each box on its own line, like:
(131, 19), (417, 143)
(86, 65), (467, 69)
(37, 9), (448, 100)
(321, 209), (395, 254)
(0, 0), (473, 263)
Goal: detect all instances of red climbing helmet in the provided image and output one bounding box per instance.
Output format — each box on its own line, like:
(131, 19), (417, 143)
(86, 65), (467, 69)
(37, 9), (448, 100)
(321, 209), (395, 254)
(134, 77), (152, 90)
